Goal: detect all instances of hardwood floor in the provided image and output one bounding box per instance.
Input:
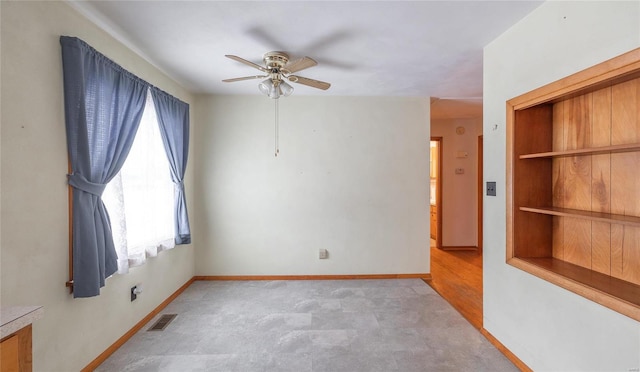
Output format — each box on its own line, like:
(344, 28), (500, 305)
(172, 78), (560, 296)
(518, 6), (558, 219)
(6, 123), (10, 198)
(426, 246), (483, 329)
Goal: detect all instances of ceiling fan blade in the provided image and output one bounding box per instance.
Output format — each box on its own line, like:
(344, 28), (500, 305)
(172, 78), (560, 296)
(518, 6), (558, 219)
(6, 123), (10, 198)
(288, 75), (331, 90)
(284, 57), (318, 74)
(225, 55), (267, 72)
(222, 75), (267, 83)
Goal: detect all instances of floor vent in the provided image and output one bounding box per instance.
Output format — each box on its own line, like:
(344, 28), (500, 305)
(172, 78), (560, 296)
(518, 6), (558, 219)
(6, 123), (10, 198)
(148, 314), (177, 331)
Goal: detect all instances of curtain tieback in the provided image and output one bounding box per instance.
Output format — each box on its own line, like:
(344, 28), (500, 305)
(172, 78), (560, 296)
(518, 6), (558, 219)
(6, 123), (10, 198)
(68, 173), (107, 197)
(174, 179), (185, 191)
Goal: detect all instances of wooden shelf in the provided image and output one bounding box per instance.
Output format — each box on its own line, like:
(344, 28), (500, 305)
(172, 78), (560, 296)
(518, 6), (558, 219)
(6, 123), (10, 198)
(507, 48), (640, 322)
(517, 257), (640, 309)
(519, 143), (640, 159)
(520, 206), (640, 227)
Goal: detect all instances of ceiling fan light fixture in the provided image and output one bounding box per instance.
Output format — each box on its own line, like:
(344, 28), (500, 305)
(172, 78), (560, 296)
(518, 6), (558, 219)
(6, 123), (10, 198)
(280, 80), (294, 97)
(258, 78), (274, 96)
(223, 52), (331, 97)
(222, 52), (331, 156)
(269, 86), (281, 99)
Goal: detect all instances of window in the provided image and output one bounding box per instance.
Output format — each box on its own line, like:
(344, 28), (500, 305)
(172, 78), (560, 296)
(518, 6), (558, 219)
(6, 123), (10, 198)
(62, 36), (190, 297)
(102, 90), (175, 273)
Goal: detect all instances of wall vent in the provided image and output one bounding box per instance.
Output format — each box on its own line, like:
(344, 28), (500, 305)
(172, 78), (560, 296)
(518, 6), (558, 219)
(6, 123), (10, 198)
(148, 314), (177, 331)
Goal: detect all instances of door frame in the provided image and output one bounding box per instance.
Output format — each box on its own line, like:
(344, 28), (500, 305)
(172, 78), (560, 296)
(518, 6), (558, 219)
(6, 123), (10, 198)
(477, 135), (483, 254)
(430, 137), (443, 248)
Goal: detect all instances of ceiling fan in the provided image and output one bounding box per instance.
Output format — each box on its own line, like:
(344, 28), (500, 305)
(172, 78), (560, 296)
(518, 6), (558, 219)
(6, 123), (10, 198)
(222, 51), (331, 99)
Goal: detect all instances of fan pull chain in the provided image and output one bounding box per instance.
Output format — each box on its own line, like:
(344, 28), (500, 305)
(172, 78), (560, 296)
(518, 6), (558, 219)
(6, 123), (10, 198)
(274, 98), (280, 157)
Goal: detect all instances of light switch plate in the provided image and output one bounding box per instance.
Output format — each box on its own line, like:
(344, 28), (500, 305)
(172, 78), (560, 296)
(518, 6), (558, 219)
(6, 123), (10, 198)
(487, 182), (497, 196)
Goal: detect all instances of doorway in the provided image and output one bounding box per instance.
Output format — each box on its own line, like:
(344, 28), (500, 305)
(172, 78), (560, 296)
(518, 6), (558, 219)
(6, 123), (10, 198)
(425, 132), (484, 330)
(429, 137), (442, 248)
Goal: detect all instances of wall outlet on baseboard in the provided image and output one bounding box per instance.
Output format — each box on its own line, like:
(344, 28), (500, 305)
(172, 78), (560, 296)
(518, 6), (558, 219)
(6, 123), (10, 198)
(319, 249), (329, 259)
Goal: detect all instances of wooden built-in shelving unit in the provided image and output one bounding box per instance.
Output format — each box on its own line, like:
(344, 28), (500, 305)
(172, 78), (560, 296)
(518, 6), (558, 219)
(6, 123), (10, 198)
(506, 48), (640, 321)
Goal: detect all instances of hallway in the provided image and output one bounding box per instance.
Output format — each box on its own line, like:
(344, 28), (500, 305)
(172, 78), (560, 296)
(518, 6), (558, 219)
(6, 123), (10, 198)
(426, 245), (483, 329)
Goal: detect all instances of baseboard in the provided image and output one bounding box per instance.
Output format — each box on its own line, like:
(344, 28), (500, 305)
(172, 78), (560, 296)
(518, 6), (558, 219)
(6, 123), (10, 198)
(81, 277), (195, 372)
(194, 273), (432, 281)
(440, 245), (479, 251)
(480, 328), (532, 372)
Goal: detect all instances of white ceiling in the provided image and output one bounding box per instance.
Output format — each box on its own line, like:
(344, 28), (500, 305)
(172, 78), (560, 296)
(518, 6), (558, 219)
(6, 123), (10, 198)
(70, 0), (542, 109)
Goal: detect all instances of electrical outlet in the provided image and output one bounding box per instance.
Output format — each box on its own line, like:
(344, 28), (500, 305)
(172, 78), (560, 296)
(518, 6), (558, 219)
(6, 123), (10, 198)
(319, 249), (328, 259)
(131, 286), (138, 302)
(487, 182), (497, 196)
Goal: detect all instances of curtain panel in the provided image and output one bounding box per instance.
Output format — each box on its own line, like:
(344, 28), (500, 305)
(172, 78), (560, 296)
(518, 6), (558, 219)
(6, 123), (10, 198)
(61, 36), (192, 297)
(61, 36), (149, 297)
(150, 88), (191, 244)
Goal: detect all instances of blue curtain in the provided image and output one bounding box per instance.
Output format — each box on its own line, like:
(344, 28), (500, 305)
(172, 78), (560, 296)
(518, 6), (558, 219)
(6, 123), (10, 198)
(61, 36), (149, 297)
(150, 88), (191, 244)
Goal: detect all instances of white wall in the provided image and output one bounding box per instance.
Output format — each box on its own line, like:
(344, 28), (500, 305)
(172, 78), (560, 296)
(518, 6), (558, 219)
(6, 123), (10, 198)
(194, 95), (430, 276)
(0, 2), (195, 370)
(483, 1), (640, 371)
(431, 118), (482, 247)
